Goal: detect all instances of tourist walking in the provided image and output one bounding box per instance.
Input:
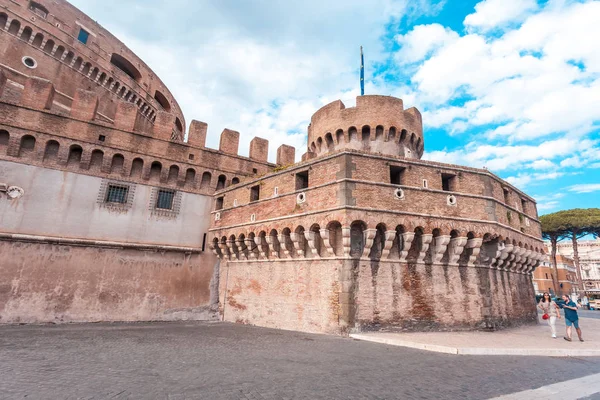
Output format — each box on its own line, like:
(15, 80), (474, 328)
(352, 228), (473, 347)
(538, 293), (560, 338)
(562, 294), (584, 342)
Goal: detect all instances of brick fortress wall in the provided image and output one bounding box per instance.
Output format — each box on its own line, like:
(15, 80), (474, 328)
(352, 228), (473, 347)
(210, 96), (545, 334)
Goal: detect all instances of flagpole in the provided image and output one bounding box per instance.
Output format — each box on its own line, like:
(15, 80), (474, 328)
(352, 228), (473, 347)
(360, 46), (365, 96)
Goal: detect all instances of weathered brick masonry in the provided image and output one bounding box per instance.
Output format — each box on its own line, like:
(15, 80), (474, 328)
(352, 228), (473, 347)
(210, 96), (545, 335)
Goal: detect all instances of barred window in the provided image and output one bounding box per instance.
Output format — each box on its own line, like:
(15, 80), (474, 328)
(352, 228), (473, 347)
(105, 184), (129, 203)
(156, 189), (175, 210)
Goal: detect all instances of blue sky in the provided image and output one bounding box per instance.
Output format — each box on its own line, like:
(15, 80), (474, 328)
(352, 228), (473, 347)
(72, 0), (599, 215)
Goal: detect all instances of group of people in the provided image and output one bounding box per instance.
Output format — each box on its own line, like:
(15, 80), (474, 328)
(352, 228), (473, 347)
(538, 293), (584, 342)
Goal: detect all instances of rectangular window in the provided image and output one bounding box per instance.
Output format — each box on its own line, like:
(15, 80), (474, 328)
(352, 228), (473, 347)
(521, 198), (527, 212)
(202, 233), (207, 252)
(295, 170), (309, 190)
(156, 189), (175, 210)
(105, 184), (128, 204)
(441, 173), (455, 192)
(390, 166), (405, 185)
(78, 28), (89, 44)
(250, 185), (260, 202)
(423, 179), (428, 189)
(503, 188), (510, 204)
(215, 196), (224, 210)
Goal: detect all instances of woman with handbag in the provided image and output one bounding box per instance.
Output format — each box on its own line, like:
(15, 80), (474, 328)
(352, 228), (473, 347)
(538, 293), (561, 338)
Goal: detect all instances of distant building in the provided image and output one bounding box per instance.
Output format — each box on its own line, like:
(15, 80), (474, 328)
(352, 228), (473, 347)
(555, 239), (600, 296)
(533, 251), (578, 296)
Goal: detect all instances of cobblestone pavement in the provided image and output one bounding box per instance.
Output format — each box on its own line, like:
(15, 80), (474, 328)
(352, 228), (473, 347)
(1, 322), (599, 400)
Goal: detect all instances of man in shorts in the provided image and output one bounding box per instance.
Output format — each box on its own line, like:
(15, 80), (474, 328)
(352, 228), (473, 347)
(562, 294), (584, 342)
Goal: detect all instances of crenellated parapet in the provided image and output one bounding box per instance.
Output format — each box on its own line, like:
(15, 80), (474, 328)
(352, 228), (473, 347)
(307, 95), (424, 160)
(0, 73), (295, 195)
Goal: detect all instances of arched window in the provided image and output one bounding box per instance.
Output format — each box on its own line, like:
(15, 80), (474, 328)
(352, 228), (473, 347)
(43, 39), (55, 54)
(81, 62), (91, 76)
(43, 140), (59, 162)
(20, 26), (32, 42)
(89, 67), (99, 81)
(110, 54), (142, 82)
(154, 90), (171, 111)
(19, 135), (36, 156)
(8, 19), (20, 35)
(216, 174), (227, 190)
(231, 177), (240, 185)
(110, 154), (124, 174)
(98, 72), (107, 85)
(200, 171), (212, 189)
(67, 145), (82, 167)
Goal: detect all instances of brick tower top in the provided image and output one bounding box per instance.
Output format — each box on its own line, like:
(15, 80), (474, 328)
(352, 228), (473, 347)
(0, 0), (185, 136)
(306, 95), (423, 160)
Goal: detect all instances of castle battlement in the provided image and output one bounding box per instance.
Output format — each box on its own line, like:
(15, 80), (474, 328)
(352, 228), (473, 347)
(306, 95), (424, 160)
(0, 72), (296, 194)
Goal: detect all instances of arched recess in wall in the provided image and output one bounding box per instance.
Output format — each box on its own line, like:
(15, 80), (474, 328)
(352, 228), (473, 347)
(110, 53), (142, 82)
(81, 62), (91, 76)
(43, 140), (59, 162)
(350, 220), (366, 257)
(167, 165), (179, 184)
(32, 33), (43, 48)
(8, 19), (20, 35)
(67, 144), (83, 167)
(43, 39), (55, 54)
(130, 157), (144, 178)
(0, 14), (7, 30)
(73, 57), (83, 71)
(185, 168), (196, 187)
(18, 135), (36, 157)
(64, 51), (74, 65)
(231, 177), (240, 185)
(20, 26), (32, 42)
(154, 90), (171, 112)
(110, 154), (124, 174)
(54, 45), (65, 60)
(216, 174), (227, 190)
(0, 130), (10, 154)
(200, 171), (212, 189)
(149, 161), (162, 182)
(175, 117), (183, 133)
(89, 149), (104, 170)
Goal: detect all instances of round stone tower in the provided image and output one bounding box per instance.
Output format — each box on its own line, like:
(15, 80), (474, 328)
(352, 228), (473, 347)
(307, 95), (424, 159)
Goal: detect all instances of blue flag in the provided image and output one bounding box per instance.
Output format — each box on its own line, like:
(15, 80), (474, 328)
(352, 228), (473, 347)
(360, 46), (364, 96)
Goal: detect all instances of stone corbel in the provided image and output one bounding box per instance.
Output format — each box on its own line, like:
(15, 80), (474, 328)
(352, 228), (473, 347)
(465, 238), (483, 267)
(290, 233), (305, 258)
(493, 243), (509, 269)
(254, 236), (268, 260)
(265, 235), (280, 259)
(209, 242), (221, 258)
(398, 232), (415, 262)
(218, 241), (230, 260)
(416, 234), (434, 263)
(489, 242), (504, 269)
(278, 233), (292, 258)
(509, 246), (525, 272)
(245, 237), (258, 260)
(519, 250), (533, 273)
(447, 236), (468, 266)
(498, 244), (514, 271)
(226, 239), (238, 261)
(320, 229), (335, 257)
(361, 229), (378, 258)
(236, 238), (248, 260)
(342, 227), (351, 257)
(430, 235), (451, 264)
(304, 230), (320, 258)
(382, 230), (397, 259)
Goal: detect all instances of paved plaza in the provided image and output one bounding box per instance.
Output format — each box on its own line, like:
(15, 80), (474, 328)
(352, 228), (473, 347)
(1, 321), (600, 400)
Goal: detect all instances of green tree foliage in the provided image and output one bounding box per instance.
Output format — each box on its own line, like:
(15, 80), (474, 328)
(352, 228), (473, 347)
(540, 208), (600, 294)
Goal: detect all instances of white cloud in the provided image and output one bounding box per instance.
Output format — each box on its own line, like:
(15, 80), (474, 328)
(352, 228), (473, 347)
(567, 183), (600, 193)
(529, 159), (556, 170)
(464, 0), (538, 32)
(505, 171), (564, 190)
